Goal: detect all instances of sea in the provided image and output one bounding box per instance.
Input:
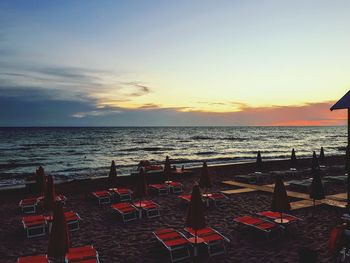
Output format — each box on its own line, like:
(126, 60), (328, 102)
(0, 126), (347, 187)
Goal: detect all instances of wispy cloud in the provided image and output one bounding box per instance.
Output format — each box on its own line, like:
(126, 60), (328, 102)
(0, 64), (153, 108)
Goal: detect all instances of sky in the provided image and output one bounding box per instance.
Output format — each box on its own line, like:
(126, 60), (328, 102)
(0, 0), (349, 126)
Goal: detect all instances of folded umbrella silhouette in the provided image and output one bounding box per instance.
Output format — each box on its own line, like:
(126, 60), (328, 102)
(48, 201), (70, 260)
(271, 175), (291, 223)
(185, 184), (206, 247)
(199, 162), (212, 193)
(44, 175), (56, 212)
(164, 156), (172, 182)
(108, 160), (118, 187)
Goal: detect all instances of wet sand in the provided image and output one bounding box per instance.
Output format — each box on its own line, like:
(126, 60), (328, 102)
(0, 155), (347, 263)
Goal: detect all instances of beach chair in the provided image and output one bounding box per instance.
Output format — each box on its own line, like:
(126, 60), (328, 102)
(65, 211), (81, 231)
(65, 245), (100, 263)
(207, 193), (228, 206)
(22, 215), (46, 238)
(257, 211), (301, 224)
(19, 197), (39, 214)
(45, 211), (81, 232)
(134, 200), (160, 218)
(184, 227), (230, 257)
(167, 182), (183, 194)
(149, 184), (169, 196)
(234, 215), (282, 240)
(17, 255), (49, 263)
(153, 228), (191, 262)
(92, 191), (111, 205)
(178, 195), (191, 203)
(109, 188), (133, 202)
(111, 202), (138, 222)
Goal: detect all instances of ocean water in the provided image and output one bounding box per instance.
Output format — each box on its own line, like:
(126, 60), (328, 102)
(0, 126), (347, 185)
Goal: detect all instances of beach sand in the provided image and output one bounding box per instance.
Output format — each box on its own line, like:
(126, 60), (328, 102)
(0, 155), (347, 263)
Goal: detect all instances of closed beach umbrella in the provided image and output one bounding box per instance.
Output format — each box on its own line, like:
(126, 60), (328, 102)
(48, 201), (70, 261)
(312, 151), (320, 171)
(291, 148), (297, 169)
(309, 168), (325, 214)
(185, 184), (206, 248)
(331, 91), (350, 212)
(199, 162), (212, 193)
(271, 175), (291, 222)
(108, 160), (117, 186)
(256, 151), (263, 172)
(36, 166), (46, 195)
(44, 175), (56, 212)
(164, 156), (171, 182)
(319, 147), (326, 165)
(134, 168), (148, 206)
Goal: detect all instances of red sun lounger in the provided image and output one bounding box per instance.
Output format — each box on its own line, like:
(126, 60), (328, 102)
(109, 188), (133, 202)
(208, 193), (228, 206)
(45, 211), (82, 231)
(257, 211), (301, 223)
(92, 191), (111, 205)
(167, 182), (183, 194)
(111, 202), (138, 222)
(19, 197), (39, 214)
(22, 215), (46, 238)
(64, 211), (82, 231)
(17, 255), (48, 263)
(133, 200), (160, 218)
(37, 194), (67, 206)
(184, 227), (230, 257)
(149, 184), (169, 196)
(153, 228), (191, 262)
(178, 195), (191, 203)
(234, 215), (282, 240)
(65, 245), (100, 263)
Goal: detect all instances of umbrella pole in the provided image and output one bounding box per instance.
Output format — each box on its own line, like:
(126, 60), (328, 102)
(280, 212), (283, 223)
(194, 229), (198, 258)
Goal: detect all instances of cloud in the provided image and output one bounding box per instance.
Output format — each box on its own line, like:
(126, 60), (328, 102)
(0, 64), (154, 108)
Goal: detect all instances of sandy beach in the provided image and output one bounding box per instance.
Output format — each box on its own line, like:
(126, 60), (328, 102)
(0, 155), (347, 263)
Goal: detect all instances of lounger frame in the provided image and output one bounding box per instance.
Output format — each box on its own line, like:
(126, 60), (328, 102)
(184, 227), (230, 257)
(153, 228), (191, 262)
(22, 215), (46, 238)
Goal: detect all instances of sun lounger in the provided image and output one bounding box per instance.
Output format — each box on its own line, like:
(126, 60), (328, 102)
(184, 227), (229, 257)
(65, 245), (100, 263)
(235, 172), (266, 184)
(207, 193), (228, 206)
(65, 211), (81, 231)
(17, 255), (49, 263)
(92, 191), (111, 205)
(19, 197), (39, 214)
(133, 200), (160, 218)
(167, 182), (183, 194)
(22, 215), (46, 238)
(178, 195), (191, 203)
(149, 184), (169, 196)
(45, 211), (81, 231)
(323, 175), (348, 184)
(111, 202), (138, 222)
(37, 194), (67, 205)
(257, 211), (301, 224)
(109, 188), (133, 202)
(234, 215), (282, 240)
(153, 228), (191, 262)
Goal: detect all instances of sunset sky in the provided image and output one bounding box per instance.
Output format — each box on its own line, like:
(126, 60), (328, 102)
(0, 1), (350, 126)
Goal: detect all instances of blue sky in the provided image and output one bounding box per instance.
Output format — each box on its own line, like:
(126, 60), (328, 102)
(1, 1), (350, 126)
